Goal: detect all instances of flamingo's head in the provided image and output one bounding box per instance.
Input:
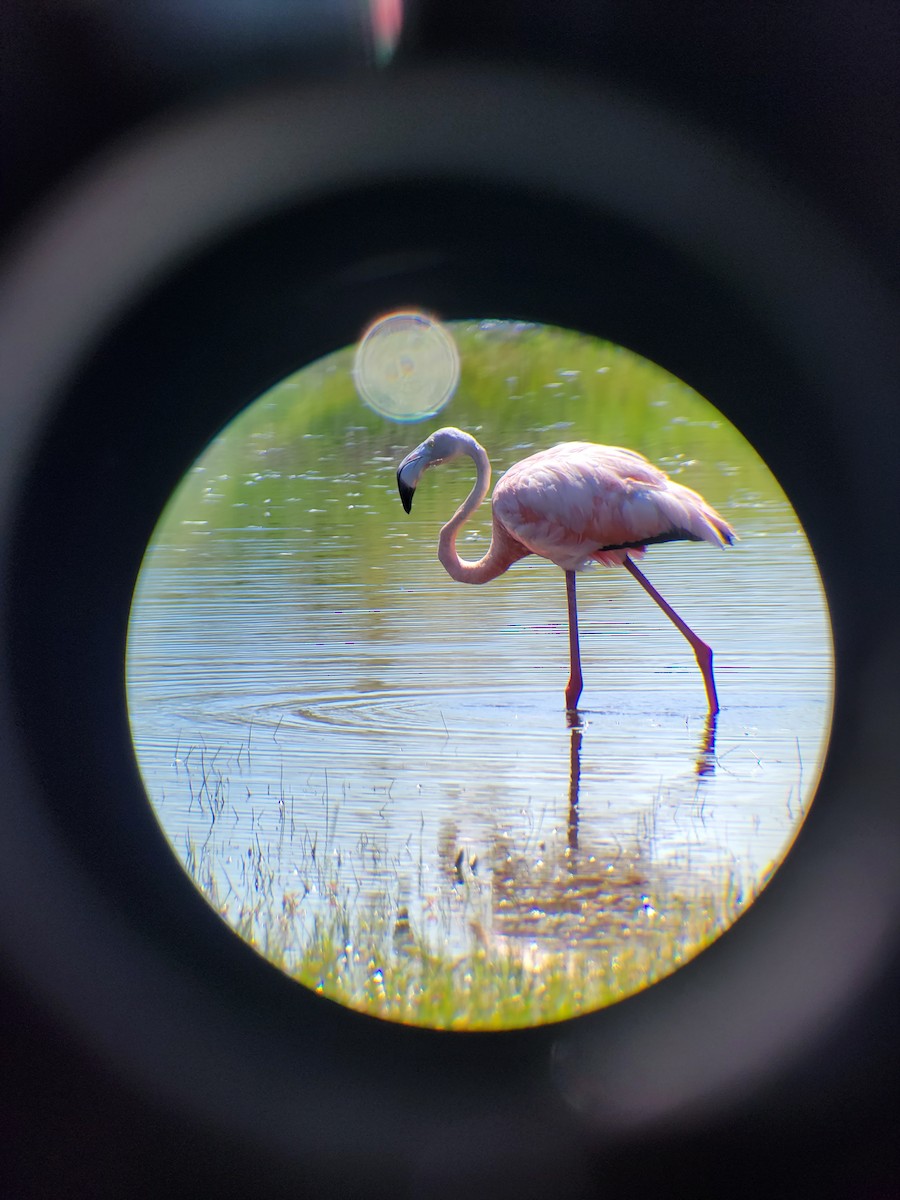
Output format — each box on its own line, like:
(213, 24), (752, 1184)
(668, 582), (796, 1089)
(396, 427), (473, 513)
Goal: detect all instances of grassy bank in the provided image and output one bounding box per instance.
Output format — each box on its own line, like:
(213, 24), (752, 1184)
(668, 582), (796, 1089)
(188, 838), (745, 1030)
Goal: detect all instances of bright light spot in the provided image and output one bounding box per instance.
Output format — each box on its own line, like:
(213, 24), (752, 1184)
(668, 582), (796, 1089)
(368, 0), (404, 66)
(354, 311), (460, 423)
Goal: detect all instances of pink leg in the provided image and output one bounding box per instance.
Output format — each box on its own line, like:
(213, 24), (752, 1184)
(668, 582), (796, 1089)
(623, 556), (720, 714)
(565, 569), (583, 709)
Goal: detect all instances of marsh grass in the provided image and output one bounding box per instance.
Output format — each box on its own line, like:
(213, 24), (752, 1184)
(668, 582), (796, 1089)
(185, 818), (746, 1030)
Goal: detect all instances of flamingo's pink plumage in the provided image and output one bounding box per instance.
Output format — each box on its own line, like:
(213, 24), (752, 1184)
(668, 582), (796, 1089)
(492, 442), (733, 570)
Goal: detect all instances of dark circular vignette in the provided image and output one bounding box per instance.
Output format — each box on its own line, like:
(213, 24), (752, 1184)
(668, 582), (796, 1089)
(1, 67), (899, 1195)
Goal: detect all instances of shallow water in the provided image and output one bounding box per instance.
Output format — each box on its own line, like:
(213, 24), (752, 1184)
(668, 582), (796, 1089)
(126, 323), (833, 1011)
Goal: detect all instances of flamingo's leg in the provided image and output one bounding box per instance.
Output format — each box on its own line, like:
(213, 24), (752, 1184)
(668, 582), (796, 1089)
(567, 713), (583, 849)
(623, 556), (720, 715)
(565, 569), (583, 710)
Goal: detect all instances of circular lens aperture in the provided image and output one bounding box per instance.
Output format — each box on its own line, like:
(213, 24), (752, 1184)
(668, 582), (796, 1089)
(126, 319), (834, 1030)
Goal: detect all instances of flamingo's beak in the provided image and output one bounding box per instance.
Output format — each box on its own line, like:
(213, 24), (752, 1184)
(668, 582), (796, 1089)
(397, 469), (417, 513)
(397, 431), (461, 512)
(397, 444), (428, 513)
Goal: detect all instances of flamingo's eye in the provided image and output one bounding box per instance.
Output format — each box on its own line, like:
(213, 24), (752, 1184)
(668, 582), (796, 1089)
(126, 317), (833, 1031)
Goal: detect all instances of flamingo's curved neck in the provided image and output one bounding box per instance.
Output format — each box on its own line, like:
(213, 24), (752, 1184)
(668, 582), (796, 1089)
(437, 441), (523, 584)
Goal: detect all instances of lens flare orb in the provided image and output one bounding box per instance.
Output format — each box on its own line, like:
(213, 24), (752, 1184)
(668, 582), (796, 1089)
(354, 311), (460, 422)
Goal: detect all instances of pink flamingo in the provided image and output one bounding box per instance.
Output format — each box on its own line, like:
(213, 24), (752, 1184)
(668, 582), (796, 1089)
(397, 427), (735, 713)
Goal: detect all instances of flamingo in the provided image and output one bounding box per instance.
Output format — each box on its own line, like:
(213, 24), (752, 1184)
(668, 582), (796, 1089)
(397, 427), (735, 713)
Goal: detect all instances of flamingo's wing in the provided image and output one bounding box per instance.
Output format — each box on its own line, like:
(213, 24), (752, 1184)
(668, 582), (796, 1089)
(492, 443), (734, 570)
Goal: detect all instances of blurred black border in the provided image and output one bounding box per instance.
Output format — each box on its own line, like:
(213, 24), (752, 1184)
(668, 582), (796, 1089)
(2, 4), (898, 1197)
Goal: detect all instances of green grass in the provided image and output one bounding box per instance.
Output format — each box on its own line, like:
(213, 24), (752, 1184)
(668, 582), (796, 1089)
(187, 835), (745, 1030)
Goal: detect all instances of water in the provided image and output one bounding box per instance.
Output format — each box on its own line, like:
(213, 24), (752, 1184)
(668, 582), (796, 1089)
(126, 323), (833, 1019)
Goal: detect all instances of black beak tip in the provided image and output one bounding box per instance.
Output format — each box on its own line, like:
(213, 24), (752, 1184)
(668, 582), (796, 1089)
(397, 475), (415, 514)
